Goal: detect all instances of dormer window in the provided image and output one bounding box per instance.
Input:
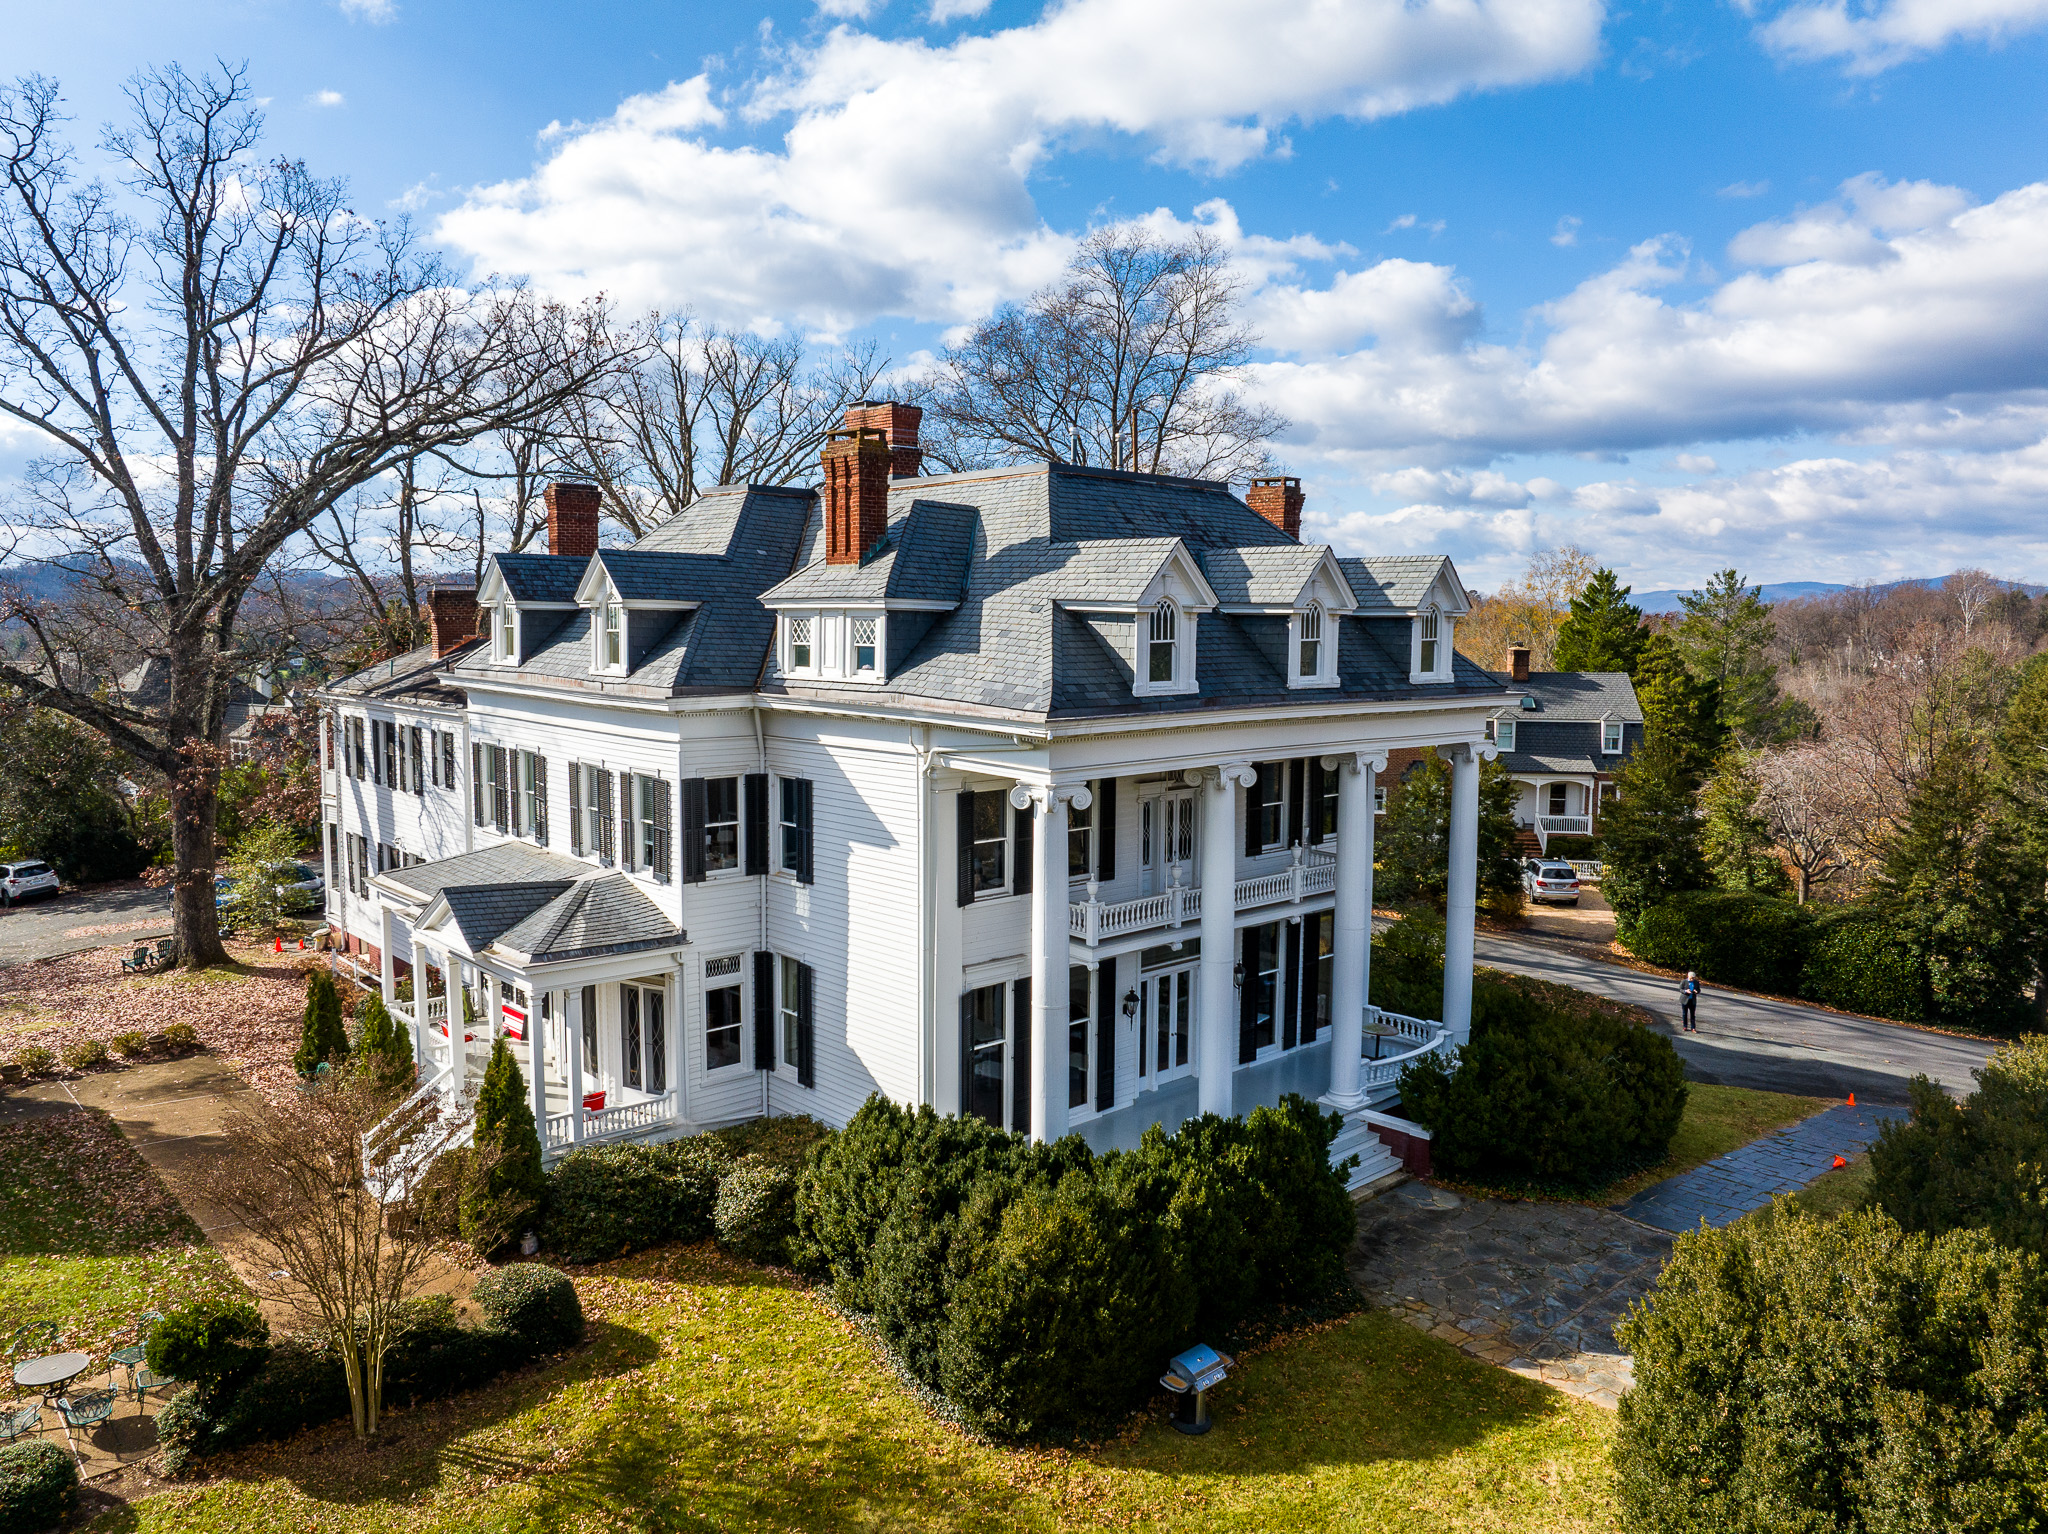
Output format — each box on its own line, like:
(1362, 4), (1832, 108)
(1411, 605), (1451, 683)
(851, 617), (877, 674)
(601, 602), (624, 670)
(1299, 603), (1321, 676)
(1148, 602), (1177, 683)
(1289, 601), (1337, 688)
(1489, 717), (1516, 752)
(1602, 718), (1623, 754)
(788, 616), (814, 674)
(494, 604), (517, 664)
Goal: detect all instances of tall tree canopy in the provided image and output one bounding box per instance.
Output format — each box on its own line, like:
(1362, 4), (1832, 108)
(1672, 569), (1797, 744)
(0, 66), (624, 964)
(928, 223), (1283, 482)
(1552, 568), (1646, 674)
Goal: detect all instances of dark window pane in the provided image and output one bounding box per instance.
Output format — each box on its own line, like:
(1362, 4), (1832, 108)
(706, 987), (742, 1069)
(965, 983), (1006, 1129)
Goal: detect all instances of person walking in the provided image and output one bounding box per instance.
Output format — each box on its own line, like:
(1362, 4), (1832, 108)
(1679, 971), (1701, 1032)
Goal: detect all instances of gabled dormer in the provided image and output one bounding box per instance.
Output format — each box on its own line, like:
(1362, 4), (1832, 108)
(476, 555), (581, 669)
(573, 553), (699, 679)
(1199, 545), (1358, 689)
(1058, 538), (1219, 698)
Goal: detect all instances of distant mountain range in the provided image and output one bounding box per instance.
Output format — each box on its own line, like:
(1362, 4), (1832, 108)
(1628, 575), (2048, 615)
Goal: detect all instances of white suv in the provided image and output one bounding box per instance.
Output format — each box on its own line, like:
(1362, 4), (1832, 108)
(0, 860), (60, 905)
(1522, 859), (1581, 906)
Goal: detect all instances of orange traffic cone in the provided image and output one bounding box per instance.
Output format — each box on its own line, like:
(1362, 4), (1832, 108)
(298, 937), (305, 950)
(1847, 1092), (1856, 1107)
(273, 936), (283, 953)
(1832, 1155), (1848, 1170)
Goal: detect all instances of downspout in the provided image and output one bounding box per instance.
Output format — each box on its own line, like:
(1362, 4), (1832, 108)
(755, 706), (770, 1120)
(914, 725), (936, 1108)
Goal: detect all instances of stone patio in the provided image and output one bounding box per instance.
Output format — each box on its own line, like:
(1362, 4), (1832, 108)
(1349, 1182), (1674, 1410)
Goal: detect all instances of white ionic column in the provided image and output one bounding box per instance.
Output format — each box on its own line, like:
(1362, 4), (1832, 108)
(1321, 749), (1387, 1113)
(566, 986), (585, 1146)
(1441, 743), (1482, 1045)
(527, 986), (549, 1156)
(1011, 781), (1091, 1142)
(1194, 762), (1258, 1118)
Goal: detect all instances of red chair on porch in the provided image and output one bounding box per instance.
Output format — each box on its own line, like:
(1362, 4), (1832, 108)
(581, 1090), (606, 1113)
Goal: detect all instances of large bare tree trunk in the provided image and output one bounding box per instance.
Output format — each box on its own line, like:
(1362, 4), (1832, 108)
(167, 739), (227, 966)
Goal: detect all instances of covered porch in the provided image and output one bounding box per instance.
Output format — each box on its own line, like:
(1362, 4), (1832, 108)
(361, 846), (690, 1161)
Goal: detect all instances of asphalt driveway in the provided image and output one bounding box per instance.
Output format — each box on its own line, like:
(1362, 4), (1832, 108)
(0, 881), (173, 967)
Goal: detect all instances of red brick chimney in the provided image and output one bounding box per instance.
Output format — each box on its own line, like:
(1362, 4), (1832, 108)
(428, 589), (479, 658)
(545, 482), (602, 559)
(1247, 475), (1304, 539)
(1508, 645), (1531, 683)
(843, 401), (922, 478)
(823, 427), (892, 565)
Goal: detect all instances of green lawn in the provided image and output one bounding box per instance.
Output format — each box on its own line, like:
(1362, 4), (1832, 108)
(0, 1107), (243, 1359)
(1780, 1153), (1873, 1220)
(118, 1244), (1617, 1534)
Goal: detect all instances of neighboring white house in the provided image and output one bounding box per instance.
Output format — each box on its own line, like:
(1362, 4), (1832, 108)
(1484, 647), (1645, 854)
(316, 405), (1514, 1168)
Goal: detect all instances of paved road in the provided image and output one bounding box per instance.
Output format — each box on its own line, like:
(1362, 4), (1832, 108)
(1474, 931), (1998, 1104)
(0, 883), (172, 968)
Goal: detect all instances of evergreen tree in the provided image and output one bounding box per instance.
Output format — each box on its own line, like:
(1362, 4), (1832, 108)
(351, 992), (413, 1089)
(1600, 735), (1712, 927)
(1672, 569), (1790, 744)
(1552, 568), (1647, 674)
(1374, 753), (1522, 911)
(462, 1037), (547, 1253)
(1700, 750), (1791, 896)
(293, 969), (349, 1077)
(1632, 633), (1726, 781)
(1993, 655), (2048, 1025)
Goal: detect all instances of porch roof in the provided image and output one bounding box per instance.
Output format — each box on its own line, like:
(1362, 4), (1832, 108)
(374, 844), (587, 905)
(489, 874), (682, 965)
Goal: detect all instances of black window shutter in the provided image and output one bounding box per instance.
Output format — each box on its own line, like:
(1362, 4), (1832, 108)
(743, 773), (769, 876)
(1013, 798), (1033, 897)
(681, 778), (708, 884)
(569, 763), (584, 855)
(1238, 931), (1258, 1064)
(796, 961), (815, 1089)
(598, 770), (616, 863)
(471, 743), (484, 826)
(492, 746), (510, 832)
(959, 994), (974, 1118)
(795, 778), (814, 885)
(1095, 958), (1115, 1112)
(619, 770), (634, 871)
(1011, 977), (1031, 1135)
(1282, 918), (1302, 1050)
(1095, 778), (1116, 881)
(412, 730), (424, 796)
(652, 777), (672, 881)
(1287, 758), (1305, 848)
(534, 756), (549, 845)
(1244, 764), (1264, 858)
(752, 951), (774, 1070)
(956, 791), (976, 907)
(1305, 758), (1325, 845)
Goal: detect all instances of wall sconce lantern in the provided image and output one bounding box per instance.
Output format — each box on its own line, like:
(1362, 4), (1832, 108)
(1121, 988), (1140, 1020)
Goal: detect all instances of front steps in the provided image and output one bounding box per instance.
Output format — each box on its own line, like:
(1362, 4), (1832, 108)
(1329, 1113), (1404, 1190)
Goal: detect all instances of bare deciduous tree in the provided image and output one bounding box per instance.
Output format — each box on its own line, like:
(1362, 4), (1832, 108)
(0, 66), (627, 964)
(928, 223), (1284, 483)
(1455, 545), (1597, 671)
(209, 1069), (467, 1440)
(1752, 742), (1863, 902)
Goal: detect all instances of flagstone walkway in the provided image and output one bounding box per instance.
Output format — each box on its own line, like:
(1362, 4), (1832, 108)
(1615, 1101), (1908, 1232)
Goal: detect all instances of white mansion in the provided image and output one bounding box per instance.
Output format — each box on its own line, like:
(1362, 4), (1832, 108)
(316, 404), (1513, 1169)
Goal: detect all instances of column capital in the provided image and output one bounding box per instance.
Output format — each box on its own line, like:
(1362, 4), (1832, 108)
(1319, 749), (1389, 776)
(1436, 741), (1497, 765)
(1182, 760), (1258, 791)
(1008, 781), (1093, 813)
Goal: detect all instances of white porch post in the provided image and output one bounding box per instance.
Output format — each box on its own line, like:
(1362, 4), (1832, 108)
(526, 984), (548, 1152)
(566, 986), (585, 1147)
(1195, 762), (1257, 1118)
(1442, 743), (1481, 1045)
(1011, 781), (1090, 1143)
(1321, 750), (1387, 1113)
(377, 905), (396, 1005)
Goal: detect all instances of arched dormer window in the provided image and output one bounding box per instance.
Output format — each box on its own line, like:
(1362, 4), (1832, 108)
(1147, 601), (1178, 685)
(1299, 602), (1322, 676)
(1418, 606), (1439, 672)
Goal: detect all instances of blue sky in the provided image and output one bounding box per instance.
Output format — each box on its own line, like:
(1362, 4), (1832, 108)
(13, 0), (2048, 591)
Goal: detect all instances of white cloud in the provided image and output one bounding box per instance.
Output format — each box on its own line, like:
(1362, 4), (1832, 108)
(1249, 174), (2048, 464)
(1385, 213), (1445, 234)
(1718, 179), (1770, 198)
(340, 0), (395, 21)
(308, 90), (346, 108)
(1668, 452), (1718, 472)
(929, 0), (992, 18)
(1756, 0), (2048, 74)
(1727, 172), (1970, 267)
(440, 0), (1605, 325)
(1551, 214), (1581, 246)
(817, 0), (885, 17)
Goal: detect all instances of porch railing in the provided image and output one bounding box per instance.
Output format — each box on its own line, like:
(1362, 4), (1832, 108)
(1537, 815), (1591, 836)
(1069, 847), (1338, 948)
(1358, 1007), (1453, 1094)
(542, 1090), (679, 1151)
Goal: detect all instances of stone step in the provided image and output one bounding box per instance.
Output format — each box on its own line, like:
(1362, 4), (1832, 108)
(1329, 1123), (1403, 1189)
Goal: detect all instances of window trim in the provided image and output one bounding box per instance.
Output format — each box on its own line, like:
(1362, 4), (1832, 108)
(1489, 717), (1516, 753)
(1289, 601), (1337, 688)
(1134, 600), (1197, 697)
(594, 599), (626, 674)
(850, 614), (879, 676)
(1411, 604), (1451, 684)
(494, 604), (518, 665)
(968, 789), (1010, 899)
(1601, 718), (1624, 755)
(786, 615), (816, 676)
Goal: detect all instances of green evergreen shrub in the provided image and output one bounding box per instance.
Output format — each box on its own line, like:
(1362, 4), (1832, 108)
(8, 1044), (54, 1076)
(0, 1439), (76, 1531)
(543, 1135), (735, 1262)
(293, 969), (348, 1078)
(1366, 909), (1446, 1020)
(1620, 890), (1812, 994)
(714, 1155), (799, 1264)
(146, 1300), (270, 1403)
(152, 1385), (208, 1476)
(653, 1134), (734, 1244)
(1399, 991), (1686, 1187)
(1866, 1038), (2048, 1258)
(163, 1021), (197, 1048)
(1799, 906), (1925, 1021)
(351, 992), (414, 1087)
(59, 1037), (108, 1070)
(462, 1038), (547, 1254)
(1612, 1206), (2048, 1532)
(474, 1264), (584, 1352)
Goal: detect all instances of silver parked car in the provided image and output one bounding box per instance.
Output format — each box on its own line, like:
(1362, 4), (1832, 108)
(0, 859), (61, 905)
(1522, 858), (1581, 906)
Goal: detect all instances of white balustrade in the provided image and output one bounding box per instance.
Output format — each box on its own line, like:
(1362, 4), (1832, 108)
(1538, 815), (1592, 836)
(1068, 844), (1341, 947)
(577, 1091), (679, 1144)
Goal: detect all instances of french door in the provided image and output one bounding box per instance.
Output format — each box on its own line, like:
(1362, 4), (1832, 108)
(1136, 963), (1196, 1084)
(621, 981), (668, 1095)
(1139, 788), (1197, 896)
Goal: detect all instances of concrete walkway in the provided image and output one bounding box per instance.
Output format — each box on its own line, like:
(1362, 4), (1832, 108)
(1617, 1101), (1908, 1231)
(0, 883), (171, 968)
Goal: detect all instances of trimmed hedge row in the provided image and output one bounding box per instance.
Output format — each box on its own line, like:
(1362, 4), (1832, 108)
(793, 1092), (1356, 1442)
(1398, 981), (1687, 1187)
(156, 1268), (582, 1472)
(1620, 891), (1928, 1023)
(1612, 1206), (2048, 1530)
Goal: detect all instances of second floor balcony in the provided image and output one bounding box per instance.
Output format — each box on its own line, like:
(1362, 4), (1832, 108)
(1069, 846), (1337, 948)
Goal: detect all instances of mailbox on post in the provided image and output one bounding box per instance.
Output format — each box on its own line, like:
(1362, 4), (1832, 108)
(1160, 1344), (1233, 1435)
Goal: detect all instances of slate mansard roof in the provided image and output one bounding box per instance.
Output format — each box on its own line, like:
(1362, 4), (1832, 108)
(333, 461), (1509, 725)
(1489, 671), (1646, 776)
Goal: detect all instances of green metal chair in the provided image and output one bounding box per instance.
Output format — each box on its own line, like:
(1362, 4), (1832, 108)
(5, 1322), (58, 1360)
(0, 1402), (41, 1442)
(55, 1386), (115, 1463)
(111, 1312), (166, 1401)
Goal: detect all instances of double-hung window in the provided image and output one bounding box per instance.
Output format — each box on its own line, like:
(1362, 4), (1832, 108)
(779, 956), (803, 1070)
(703, 777), (739, 872)
(496, 605), (517, 663)
(1254, 762), (1286, 850)
(788, 616), (813, 672)
(1415, 606), (1442, 677)
(1147, 602), (1177, 684)
(602, 602), (624, 670)
(1068, 964), (1091, 1112)
(1491, 718), (1516, 752)
(439, 731), (456, 789)
(1298, 603), (1323, 678)
(777, 777), (813, 882)
(969, 791), (1007, 895)
(1067, 798), (1093, 880)
(1602, 719), (1623, 754)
